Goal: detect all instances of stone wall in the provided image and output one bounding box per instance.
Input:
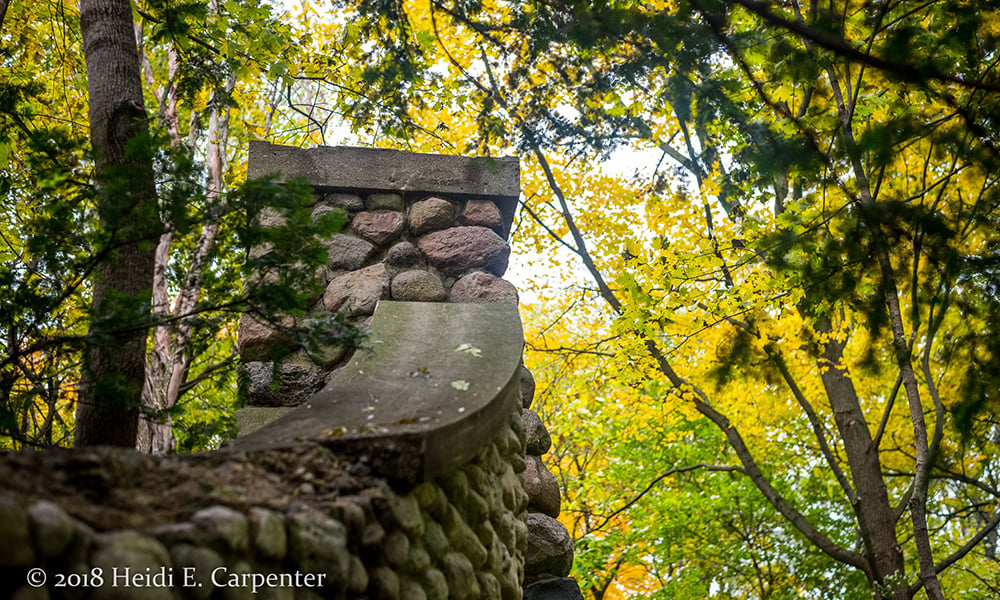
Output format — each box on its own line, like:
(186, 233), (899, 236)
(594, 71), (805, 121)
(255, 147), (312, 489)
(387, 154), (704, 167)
(0, 401), (527, 600)
(0, 144), (582, 600)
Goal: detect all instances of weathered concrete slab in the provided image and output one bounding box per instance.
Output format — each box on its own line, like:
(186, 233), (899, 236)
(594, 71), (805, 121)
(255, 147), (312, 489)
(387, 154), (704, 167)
(248, 142), (519, 236)
(233, 406), (294, 437)
(229, 301), (524, 485)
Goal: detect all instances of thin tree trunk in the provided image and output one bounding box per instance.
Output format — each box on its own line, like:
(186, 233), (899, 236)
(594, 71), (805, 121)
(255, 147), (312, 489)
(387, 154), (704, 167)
(75, 0), (158, 447)
(139, 75), (234, 454)
(815, 318), (907, 599)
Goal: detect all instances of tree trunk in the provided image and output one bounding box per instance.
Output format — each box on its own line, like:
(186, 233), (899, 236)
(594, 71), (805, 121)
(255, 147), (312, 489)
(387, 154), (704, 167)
(816, 318), (906, 599)
(75, 0), (158, 448)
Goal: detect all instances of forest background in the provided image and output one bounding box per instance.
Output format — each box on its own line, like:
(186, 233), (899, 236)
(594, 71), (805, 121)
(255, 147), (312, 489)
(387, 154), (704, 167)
(1, 0), (999, 598)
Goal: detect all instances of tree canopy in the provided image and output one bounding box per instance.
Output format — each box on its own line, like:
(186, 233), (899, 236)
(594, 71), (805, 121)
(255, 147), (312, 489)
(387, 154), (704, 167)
(2, 0), (999, 597)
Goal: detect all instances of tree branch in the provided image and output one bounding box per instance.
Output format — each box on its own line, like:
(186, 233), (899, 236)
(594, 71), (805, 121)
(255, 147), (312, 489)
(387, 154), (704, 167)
(588, 462), (745, 533)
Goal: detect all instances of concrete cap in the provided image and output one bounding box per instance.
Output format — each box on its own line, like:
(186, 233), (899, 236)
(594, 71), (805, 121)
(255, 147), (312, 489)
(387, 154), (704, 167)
(247, 142), (520, 236)
(229, 301), (524, 485)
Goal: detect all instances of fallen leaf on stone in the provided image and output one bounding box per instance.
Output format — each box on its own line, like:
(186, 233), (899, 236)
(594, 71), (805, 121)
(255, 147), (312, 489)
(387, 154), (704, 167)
(454, 343), (483, 357)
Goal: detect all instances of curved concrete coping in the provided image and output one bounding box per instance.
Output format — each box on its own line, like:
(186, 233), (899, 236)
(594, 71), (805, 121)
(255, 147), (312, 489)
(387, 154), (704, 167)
(230, 301), (524, 486)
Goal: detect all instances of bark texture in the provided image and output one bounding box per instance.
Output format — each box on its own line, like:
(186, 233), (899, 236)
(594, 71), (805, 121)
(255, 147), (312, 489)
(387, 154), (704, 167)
(75, 0), (158, 447)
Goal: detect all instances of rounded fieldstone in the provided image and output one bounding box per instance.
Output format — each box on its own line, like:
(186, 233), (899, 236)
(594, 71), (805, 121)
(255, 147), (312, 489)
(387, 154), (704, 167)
(399, 577), (428, 600)
(28, 500), (74, 559)
(520, 366), (536, 409)
(367, 192), (404, 211)
(523, 409), (552, 456)
(303, 339), (348, 369)
(325, 192), (365, 212)
(485, 534), (508, 574)
(423, 520), (450, 560)
(191, 506), (249, 552)
(444, 506), (488, 568)
(523, 577), (585, 600)
(170, 544), (224, 600)
(385, 241), (422, 268)
(500, 561), (522, 600)
(219, 561), (255, 600)
(441, 552), (480, 600)
(501, 465), (529, 514)
(495, 512), (519, 548)
(417, 226), (510, 276)
(369, 566), (400, 600)
(409, 197), (456, 235)
(524, 456), (561, 518)
(243, 360), (324, 407)
(525, 513), (574, 577)
(511, 452), (526, 474)
(459, 199), (504, 234)
(383, 530), (410, 567)
(499, 425), (523, 457)
(311, 203), (339, 223)
(287, 512), (351, 588)
(510, 406), (525, 439)
(254, 206), (286, 228)
(348, 555), (369, 594)
(387, 494), (425, 537)
(352, 210), (405, 246)
(89, 532), (173, 600)
(362, 520), (386, 549)
(249, 507), (286, 561)
(391, 269), (446, 302)
(440, 470), (469, 505)
(407, 542), (432, 572)
(412, 482), (438, 512)
(465, 489), (490, 525)
(449, 271), (518, 304)
(324, 234), (378, 270)
(323, 263), (390, 316)
(330, 499), (367, 543)
(477, 572), (502, 600)
(237, 314), (296, 362)
(0, 498), (34, 567)
(463, 463), (487, 491)
(421, 568), (449, 600)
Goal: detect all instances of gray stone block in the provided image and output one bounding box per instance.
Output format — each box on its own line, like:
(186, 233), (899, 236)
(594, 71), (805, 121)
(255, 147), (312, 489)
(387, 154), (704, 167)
(391, 270), (446, 302)
(523, 409), (552, 456)
(28, 500), (74, 559)
(323, 234), (377, 271)
(524, 577), (585, 600)
(0, 498), (34, 567)
(410, 197), (456, 235)
(449, 271), (518, 304)
(525, 512), (573, 577)
(323, 264), (390, 316)
(524, 455), (561, 518)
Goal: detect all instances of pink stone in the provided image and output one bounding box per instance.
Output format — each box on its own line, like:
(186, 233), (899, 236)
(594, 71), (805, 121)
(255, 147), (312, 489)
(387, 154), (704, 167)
(449, 272), (518, 304)
(351, 211), (405, 246)
(417, 226), (510, 276)
(459, 200), (504, 235)
(322, 264), (389, 316)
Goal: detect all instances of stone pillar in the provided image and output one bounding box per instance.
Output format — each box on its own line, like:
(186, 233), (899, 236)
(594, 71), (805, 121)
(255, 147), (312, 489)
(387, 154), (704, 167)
(237, 144), (520, 410)
(238, 143), (583, 598)
(520, 366), (584, 600)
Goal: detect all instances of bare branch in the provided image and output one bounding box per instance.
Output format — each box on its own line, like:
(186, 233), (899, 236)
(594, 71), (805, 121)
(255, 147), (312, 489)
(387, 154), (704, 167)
(588, 462), (745, 533)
